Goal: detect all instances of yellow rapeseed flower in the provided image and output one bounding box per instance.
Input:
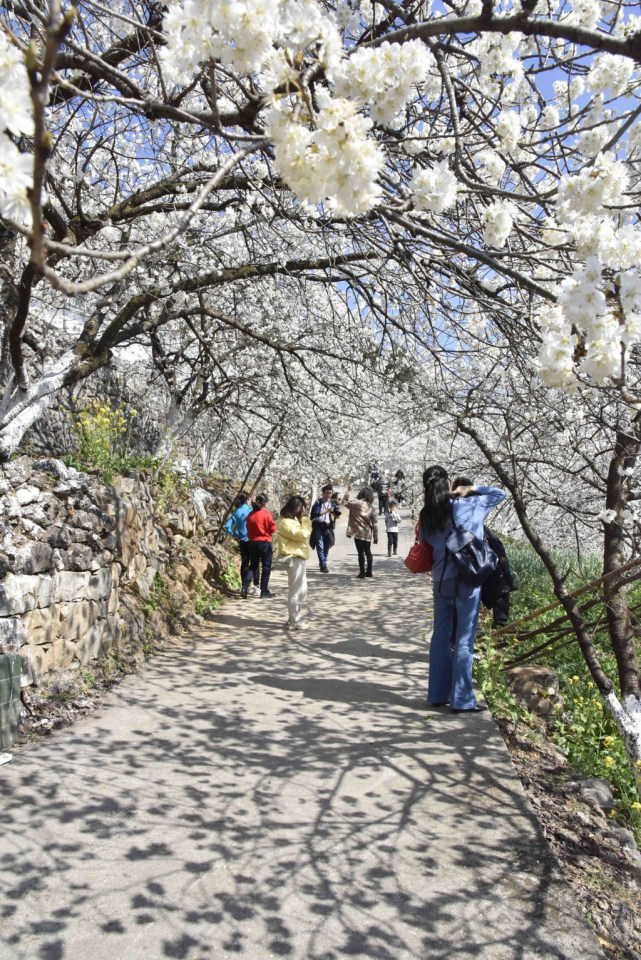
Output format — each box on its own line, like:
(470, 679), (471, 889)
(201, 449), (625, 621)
(603, 736), (615, 747)
(631, 802), (641, 811)
(603, 755), (615, 768)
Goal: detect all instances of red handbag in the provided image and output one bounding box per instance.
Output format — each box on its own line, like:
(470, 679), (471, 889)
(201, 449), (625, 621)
(404, 523), (433, 574)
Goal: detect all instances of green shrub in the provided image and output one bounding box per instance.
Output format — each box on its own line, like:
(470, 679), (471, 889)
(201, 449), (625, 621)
(487, 541), (641, 838)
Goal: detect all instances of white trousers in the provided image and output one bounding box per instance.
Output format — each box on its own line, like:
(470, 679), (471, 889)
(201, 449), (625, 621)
(287, 557), (308, 623)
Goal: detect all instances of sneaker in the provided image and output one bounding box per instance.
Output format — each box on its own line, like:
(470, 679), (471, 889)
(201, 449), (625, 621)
(249, 584), (259, 597)
(355, 573), (366, 579)
(260, 590), (275, 599)
(365, 571), (373, 578)
(289, 619), (310, 631)
(320, 567), (329, 574)
(240, 586), (248, 599)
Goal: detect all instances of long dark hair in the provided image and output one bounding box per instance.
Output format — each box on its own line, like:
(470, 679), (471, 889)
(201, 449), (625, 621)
(233, 491), (249, 507)
(420, 465), (450, 533)
(251, 493), (269, 511)
(280, 496), (307, 520)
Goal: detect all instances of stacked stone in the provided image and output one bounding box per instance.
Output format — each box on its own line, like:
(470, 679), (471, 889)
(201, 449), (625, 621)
(0, 457), (162, 686)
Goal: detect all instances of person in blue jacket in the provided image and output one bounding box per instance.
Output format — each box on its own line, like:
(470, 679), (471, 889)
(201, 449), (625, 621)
(419, 465), (506, 712)
(225, 492), (258, 596)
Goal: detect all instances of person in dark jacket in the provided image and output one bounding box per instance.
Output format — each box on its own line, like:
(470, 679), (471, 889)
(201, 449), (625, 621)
(310, 484), (341, 573)
(452, 477), (516, 628)
(481, 527), (517, 627)
(377, 473), (391, 515)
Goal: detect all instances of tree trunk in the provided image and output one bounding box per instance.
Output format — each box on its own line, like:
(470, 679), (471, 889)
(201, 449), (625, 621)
(603, 414), (641, 701)
(0, 348), (107, 462)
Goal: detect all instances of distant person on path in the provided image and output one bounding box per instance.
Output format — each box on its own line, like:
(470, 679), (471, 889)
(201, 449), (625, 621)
(419, 466), (506, 712)
(346, 487), (378, 579)
(242, 494), (277, 599)
(277, 496), (312, 631)
(310, 484), (341, 573)
(385, 500), (401, 557)
(452, 476), (516, 629)
(392, 469), (406, 505)
(377, 473), (391, 515)
(225, 492), (259, 596)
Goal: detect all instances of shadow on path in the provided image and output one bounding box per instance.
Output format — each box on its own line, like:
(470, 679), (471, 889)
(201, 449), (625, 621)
(0, 517), (603, 960)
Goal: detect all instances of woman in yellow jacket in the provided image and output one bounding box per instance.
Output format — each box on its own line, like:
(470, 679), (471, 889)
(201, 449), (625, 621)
(277, 496), (312, 631)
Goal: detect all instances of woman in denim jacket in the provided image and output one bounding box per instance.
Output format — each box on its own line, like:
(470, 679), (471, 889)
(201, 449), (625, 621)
(419, 465), (506, 712)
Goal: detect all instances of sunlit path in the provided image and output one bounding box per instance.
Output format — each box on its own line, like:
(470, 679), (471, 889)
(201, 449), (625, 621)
(0, 517), (603, 960)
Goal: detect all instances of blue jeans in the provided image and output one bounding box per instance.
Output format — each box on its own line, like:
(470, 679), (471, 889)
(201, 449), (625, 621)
(315, 527), (332, 569)
(428, 577), (481, 710)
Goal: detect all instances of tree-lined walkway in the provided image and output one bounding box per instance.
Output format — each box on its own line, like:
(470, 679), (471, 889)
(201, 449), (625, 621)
(0, 521), (603, 960)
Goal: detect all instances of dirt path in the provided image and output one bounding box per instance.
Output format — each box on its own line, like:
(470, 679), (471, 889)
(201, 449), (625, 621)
(0, 517), (604, 960)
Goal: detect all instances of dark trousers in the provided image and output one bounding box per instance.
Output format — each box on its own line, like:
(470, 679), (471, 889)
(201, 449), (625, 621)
(492, 592), (510, 627)
(387, 532), (398, 555)
(378, 493), (388, 515)
(355, 538), (373, 576)
(243, 541), (273, 593)
(239, 540), (258, 586)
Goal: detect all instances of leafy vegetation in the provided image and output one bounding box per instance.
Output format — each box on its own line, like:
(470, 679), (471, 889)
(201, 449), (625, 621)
(142, 573), (182, 625)
(478, 542), (641, 838)
(65, 400), (157, 482)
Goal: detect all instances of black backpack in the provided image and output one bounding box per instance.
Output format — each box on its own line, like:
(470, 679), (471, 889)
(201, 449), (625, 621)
(443, 507), (498, 587)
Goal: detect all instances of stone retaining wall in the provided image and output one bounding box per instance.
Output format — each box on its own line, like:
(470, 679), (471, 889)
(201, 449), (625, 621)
(0, 457), (167, 686)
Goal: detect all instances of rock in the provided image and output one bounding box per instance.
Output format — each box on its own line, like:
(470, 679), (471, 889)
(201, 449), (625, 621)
(59, 600), (98, 641)
(63, 544), (94, 571)
(69, 509), (99, 532)
(16, 486), (42, 506)
(47, 526), (71, 549)
(32, 458), (69, 481)
(16, 543), (54, 575)
(21, 606), (58, 646)
(578, 776), (614, 813)
(5, 456), (32, 486)
(5, 496), (22, 519)
(101, 533), (117, 552)
(53, 570), (91, 603)
(76, 622), (106, 664)
(0, 617), (27, 651)
(0, 574), (53, 616)
(53, 481), (80, 498)
(506, 664), (565, 718)
(86, 567), (112, 601)
(605, 823), (638, 850)
(45, 637), (77, 671)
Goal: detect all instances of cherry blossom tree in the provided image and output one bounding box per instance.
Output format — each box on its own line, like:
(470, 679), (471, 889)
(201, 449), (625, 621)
(1, 0), (641, 780)
(2, 0), (641, 460)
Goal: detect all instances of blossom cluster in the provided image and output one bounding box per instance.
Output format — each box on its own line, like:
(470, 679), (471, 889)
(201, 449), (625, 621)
(162, 1), (437, 215)
(266, 94), (384, 217)
(482, 201), (516, 248)
(537, 145), (641, 386)
(333, 40), (437, 128)
(0, 30), (33, 222)
(411, 160), (458, 215)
